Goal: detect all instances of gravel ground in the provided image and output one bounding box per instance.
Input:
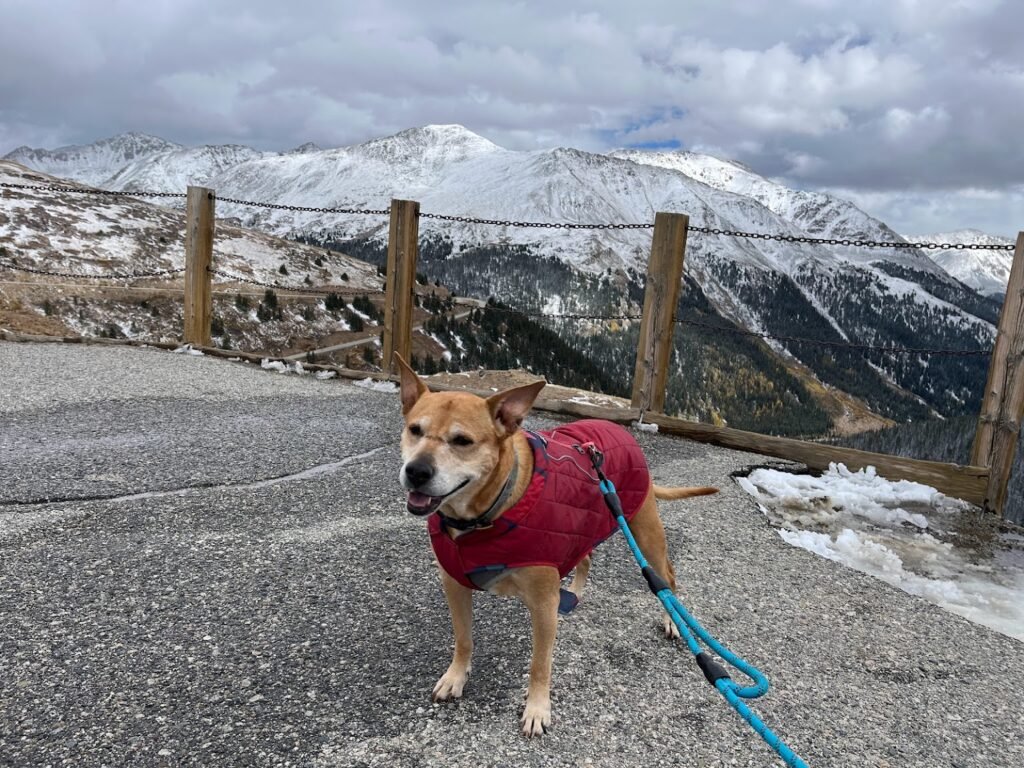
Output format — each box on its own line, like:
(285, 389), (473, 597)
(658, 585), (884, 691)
(0, 341), (1021, 768)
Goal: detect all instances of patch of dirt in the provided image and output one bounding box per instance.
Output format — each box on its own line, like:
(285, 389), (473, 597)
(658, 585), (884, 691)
(0, 307), (72, 336)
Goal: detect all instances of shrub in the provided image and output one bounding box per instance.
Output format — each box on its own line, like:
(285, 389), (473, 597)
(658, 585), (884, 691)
(344, 309), (364, 332)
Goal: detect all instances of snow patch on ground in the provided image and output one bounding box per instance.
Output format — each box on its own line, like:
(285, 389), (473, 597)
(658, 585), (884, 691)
(739, 463), (1024, 641)
(353, 377), (398, 393)
(259, 359), (316, 376)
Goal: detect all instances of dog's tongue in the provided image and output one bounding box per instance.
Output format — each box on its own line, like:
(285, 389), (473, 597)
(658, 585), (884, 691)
(407, 491), (440, 515)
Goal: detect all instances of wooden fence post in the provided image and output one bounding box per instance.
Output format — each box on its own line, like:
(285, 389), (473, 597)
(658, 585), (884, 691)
(631, 212), (689, 413)
(382, 199), (420, 374)
(971, 231), (1024, 521)
(183, 186), (215, 346)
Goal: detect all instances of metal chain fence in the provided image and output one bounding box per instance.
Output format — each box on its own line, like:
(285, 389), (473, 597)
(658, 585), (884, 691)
(473, 302), (991, 358)
(4, 180), (1015, 250)
(0, 181), (186, 199)
(0, 260), (185, 280)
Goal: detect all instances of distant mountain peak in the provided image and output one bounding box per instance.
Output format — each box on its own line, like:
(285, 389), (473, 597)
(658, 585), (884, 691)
(907, 229), (1014, 296)
(909, 228), (1013, 246)
(287, 141), (321, 155)
(372, 124), (500, 152)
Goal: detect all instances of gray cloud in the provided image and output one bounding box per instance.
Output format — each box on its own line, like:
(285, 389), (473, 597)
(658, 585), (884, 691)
(2, 0), (1022, 236)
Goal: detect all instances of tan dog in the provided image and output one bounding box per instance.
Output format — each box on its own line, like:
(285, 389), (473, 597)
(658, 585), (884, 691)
(395, 354), (717, 737)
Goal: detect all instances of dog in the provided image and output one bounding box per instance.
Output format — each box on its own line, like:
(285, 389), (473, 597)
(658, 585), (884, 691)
(394, 354), (717, 737)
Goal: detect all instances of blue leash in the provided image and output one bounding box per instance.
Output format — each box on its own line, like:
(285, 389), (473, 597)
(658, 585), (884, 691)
(585, 446), (810, 768)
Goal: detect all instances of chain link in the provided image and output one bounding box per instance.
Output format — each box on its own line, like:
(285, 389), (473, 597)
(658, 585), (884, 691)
(675, 317), (991, 357)
(217, 196), (390, 215)
(0, 181), (187, 199)
(476, 303), (642, 321)
(465, 304), (991, 357)
(420, 211), (653, 230)
(0, 260), (184, 280)
(208, 268), (385, 296)
(685, 225), (1016, 251)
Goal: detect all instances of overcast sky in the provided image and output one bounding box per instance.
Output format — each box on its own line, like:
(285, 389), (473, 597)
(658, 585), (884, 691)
(2, 0), (1022, 237)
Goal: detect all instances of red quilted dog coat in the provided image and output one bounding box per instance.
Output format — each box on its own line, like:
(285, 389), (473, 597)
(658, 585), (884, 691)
(428, 420), (651, 591)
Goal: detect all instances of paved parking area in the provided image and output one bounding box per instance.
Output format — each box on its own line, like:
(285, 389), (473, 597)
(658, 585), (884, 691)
(1, 342), (1022, 767)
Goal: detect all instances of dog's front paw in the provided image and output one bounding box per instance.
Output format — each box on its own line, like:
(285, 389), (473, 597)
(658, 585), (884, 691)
(663, 612), (681, 640)
(521, 696), (551, 738)
(432, 664), (470, 702)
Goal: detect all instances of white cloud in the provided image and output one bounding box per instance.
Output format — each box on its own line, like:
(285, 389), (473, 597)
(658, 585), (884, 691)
(832, 185), (1024, 239)
(0, 0), (1021, 235)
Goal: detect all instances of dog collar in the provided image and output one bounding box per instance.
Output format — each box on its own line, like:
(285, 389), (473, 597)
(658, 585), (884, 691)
(436, 449), (519, 532)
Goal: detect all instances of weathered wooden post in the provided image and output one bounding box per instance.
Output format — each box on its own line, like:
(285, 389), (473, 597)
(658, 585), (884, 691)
(183, 185), (215, 346)
(631, 212), (689, 413)
(971, 231), (1024, 522)
(381, 199), (420, 374)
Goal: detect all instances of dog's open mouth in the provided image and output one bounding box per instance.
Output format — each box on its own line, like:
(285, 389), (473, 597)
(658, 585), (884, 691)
(406, 479), (470, 516)
(406, 491), (444, 516)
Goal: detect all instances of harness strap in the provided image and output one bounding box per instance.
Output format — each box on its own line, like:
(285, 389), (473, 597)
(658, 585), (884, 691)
(585, 445), (810, 768)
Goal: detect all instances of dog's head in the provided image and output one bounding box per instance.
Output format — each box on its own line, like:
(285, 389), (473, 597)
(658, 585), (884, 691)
(394, 354), (545, 518)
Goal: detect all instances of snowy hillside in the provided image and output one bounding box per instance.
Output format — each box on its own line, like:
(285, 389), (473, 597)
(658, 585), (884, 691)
(0, 161), (380, 291)
(4, 125), (1003, 425)
(609, 148), (938, 274)
(908, 229), (1016, 297)
(0, 161), (384, 352)
(4, 132), (270, 194)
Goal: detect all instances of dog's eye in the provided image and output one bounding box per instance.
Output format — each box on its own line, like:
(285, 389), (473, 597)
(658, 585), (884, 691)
(451, 434), (474, 447)
(408, 424), (423, 437)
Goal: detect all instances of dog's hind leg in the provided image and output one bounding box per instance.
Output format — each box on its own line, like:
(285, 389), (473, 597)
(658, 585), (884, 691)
(568, 554), (591, 600)
(432, 567), (474, 701)
(628, 487), (681, 639)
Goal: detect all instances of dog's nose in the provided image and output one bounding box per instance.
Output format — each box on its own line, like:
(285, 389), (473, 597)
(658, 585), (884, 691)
(404, 460), (435, 488)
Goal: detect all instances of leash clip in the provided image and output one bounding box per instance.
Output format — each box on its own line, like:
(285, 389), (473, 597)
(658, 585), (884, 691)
(580, 442), (603, 470)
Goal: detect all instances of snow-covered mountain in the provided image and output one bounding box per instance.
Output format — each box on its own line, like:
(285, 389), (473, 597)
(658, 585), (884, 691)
(4, 132), (270, 194)
(908, 229), (1016, 297)
(4, 132), (180, 187)
(4, 125), (1003, 425)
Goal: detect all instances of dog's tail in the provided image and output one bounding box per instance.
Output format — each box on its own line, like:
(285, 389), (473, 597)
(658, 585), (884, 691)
(653, 485), (719, 500)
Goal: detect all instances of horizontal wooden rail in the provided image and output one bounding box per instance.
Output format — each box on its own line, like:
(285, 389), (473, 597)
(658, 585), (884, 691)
(644, 412), (989, 506)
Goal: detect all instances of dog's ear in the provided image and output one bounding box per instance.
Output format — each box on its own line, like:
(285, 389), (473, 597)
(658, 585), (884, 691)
(486, 380), (546, 437)
(394, 353), (428, 414)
